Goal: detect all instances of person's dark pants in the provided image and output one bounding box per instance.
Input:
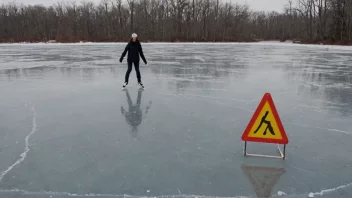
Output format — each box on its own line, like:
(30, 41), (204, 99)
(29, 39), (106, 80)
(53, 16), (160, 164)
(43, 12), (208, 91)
(125, 61), (141, 83)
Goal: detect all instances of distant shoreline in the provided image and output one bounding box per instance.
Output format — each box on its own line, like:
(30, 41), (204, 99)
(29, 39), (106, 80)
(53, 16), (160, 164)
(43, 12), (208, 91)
(1, 40), (352, 47)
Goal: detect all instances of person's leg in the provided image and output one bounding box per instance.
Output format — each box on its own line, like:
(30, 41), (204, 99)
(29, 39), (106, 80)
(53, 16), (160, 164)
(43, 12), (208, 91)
(268, 124), (275, 135)
(134, 61), (141, 83)
(263, 125), (269, 135)
(125, 61), (133, 83)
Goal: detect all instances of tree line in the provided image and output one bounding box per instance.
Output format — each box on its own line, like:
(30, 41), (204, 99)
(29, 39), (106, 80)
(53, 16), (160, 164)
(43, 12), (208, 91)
(0, 0), (351, 44)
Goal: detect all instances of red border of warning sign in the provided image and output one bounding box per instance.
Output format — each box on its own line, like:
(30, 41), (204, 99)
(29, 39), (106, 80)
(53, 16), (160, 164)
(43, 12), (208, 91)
(241, 93), (289, 144)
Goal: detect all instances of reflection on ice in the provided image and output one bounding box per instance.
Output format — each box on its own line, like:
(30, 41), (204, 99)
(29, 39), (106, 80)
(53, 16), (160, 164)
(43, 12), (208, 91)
(241, 164), (286, 198)
(121, 89), (152, 138)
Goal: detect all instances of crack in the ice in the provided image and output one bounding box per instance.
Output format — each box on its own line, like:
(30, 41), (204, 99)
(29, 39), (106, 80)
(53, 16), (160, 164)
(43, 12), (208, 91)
(0, 106), (37, 182)
(307, 182), (352, 197)
(177, 189), (182, 195)
(288, 164), (315, 174)
(284, 122), (352, 135)
(276, 181), (352, 197)
(157, 92), (256, 103)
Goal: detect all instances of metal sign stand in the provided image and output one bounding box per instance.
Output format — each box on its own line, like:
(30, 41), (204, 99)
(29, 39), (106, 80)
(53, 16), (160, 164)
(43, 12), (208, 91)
(244, 141), (286, 160)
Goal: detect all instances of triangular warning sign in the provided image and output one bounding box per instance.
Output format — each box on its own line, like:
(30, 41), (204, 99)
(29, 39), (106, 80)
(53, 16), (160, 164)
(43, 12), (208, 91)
(242, 93), (288, 144)
(242, 164), (285, 198)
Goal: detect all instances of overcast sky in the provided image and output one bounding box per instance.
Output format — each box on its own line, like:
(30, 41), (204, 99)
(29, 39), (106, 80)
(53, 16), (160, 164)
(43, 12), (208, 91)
(0, 0), (287, 12)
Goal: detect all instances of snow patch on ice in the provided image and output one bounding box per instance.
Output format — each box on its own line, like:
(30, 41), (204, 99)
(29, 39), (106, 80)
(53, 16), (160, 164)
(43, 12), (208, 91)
(1, 183), (352, 198)
(0, 189), (250, 198)
(277, 191), (286, 196)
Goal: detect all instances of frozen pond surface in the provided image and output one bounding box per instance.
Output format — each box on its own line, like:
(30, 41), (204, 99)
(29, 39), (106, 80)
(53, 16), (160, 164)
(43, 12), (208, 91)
(0, 43), (351, 198)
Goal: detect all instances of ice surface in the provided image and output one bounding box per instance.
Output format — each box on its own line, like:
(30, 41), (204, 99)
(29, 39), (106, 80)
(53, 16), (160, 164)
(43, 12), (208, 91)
(0, 43), (351, 198)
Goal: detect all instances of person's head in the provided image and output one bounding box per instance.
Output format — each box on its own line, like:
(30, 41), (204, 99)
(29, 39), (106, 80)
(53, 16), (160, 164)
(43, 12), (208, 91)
(131, 33), (138, 42)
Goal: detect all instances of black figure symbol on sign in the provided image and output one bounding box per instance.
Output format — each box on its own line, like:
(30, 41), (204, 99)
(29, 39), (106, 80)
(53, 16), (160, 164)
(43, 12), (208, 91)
(254, 111), (275, 136)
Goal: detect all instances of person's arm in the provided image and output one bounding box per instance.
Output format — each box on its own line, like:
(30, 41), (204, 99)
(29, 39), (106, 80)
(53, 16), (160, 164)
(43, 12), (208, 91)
(120, 43), (129, 62)
(139, 44), (147, 64)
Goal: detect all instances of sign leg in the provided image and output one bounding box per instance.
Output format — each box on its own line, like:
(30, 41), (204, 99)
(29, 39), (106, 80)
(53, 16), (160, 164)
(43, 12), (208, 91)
(244, 142), (247, 156)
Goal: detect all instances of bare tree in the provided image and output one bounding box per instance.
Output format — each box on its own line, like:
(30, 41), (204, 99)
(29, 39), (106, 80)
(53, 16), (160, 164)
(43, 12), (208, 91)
(127, 0), (134, 32)
(0, 0), (351, 43)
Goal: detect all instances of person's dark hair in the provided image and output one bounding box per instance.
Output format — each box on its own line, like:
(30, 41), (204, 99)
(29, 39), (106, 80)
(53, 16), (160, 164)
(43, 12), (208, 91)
(130, 38), (140, 43)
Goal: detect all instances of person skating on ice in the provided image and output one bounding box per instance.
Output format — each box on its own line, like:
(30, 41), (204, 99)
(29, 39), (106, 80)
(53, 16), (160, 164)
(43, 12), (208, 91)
(120, 33), (147, 89)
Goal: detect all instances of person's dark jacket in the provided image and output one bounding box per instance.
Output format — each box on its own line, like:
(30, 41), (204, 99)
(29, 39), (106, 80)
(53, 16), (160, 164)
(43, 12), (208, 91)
(120, 40), (147, 64)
